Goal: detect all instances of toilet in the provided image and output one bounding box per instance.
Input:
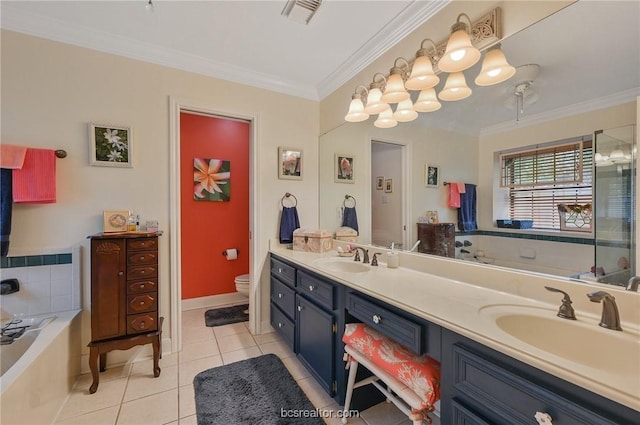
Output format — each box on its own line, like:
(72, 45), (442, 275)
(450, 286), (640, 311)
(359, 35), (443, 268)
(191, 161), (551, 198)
(235, 274), (250, 297)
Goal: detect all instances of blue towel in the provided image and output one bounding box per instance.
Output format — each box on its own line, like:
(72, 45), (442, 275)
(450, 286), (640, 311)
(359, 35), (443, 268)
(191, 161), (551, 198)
(457, 183), (478, 232)
(1, 168), (13, 256)
(342, 206), (359, 234)
(279, 206), (300, 244)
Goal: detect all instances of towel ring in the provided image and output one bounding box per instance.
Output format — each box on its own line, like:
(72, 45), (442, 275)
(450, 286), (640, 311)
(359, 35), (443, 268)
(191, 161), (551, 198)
(281, 192), (297, 208)
(343, 194), (356, 208)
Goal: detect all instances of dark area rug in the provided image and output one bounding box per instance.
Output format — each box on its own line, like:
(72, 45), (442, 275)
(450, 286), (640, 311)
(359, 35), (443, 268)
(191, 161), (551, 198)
(204, 304), (249, 327)
(193, 354), (325, 425)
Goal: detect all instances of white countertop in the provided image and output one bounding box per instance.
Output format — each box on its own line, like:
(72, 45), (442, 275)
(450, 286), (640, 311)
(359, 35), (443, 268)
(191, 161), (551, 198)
(269, 243), (640, 412)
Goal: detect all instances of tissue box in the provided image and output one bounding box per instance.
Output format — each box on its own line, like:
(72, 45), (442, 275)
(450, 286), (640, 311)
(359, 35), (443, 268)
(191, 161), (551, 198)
(293, 228), (332, 253)
(335, 226), (358, 243)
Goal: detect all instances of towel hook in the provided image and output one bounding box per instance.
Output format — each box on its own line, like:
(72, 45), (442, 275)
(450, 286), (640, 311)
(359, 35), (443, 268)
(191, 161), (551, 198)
(343, 194), (356, 208)
(281, 192), (297, 208)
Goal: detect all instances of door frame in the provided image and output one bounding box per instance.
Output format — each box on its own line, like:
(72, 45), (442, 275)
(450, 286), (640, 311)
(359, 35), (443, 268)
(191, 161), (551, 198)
(169, 96), (259, 352)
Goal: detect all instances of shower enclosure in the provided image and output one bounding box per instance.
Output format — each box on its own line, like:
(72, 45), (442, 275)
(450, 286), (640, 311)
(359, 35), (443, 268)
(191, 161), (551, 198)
(593, 125), (636, 287)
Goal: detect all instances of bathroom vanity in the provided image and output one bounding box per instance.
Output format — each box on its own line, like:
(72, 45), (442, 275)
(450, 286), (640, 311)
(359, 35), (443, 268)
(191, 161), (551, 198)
(269, 246), (639, 424)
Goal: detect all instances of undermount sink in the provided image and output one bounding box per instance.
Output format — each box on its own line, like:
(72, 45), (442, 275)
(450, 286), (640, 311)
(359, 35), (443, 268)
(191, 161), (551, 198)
(312, 257), (371, 273)
(480, 305), (639, 376)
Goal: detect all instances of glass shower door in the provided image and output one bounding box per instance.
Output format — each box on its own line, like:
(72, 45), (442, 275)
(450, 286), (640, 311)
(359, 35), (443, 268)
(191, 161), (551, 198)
(593, 125), (636, 287)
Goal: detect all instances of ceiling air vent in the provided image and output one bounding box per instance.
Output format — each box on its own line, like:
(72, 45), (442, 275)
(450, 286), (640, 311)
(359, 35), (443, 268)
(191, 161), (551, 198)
(281, 0), (323, 25)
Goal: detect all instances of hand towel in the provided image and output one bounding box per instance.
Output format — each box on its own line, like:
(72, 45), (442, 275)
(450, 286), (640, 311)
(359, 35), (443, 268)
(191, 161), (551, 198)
(341, 206), (359, 234)
(0, 144), (28, 169)
(279, 206), (300, 244)
(457, 183), (478, 232)
(448, 183), (461, 208)
(1, 168), (13, 256)
(456, 182), (466, 193)
(12, 148), (56, 203)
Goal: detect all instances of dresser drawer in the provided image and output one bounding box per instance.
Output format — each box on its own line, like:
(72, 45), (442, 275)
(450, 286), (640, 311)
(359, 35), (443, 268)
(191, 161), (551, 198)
(127, 293), (157, 314)
(127, 237), (158, 251)
(127, 279), (158, 294)
(128, 265), (158, 280)
(127, 251), (158, 265)
(347, 292), (422, 354)
(270, 302), (294, 351)
(271, 278), (296, 320)
(297, 270), (335, 310)
(127, 312), (158, 333)
(271, 257), (296, 288)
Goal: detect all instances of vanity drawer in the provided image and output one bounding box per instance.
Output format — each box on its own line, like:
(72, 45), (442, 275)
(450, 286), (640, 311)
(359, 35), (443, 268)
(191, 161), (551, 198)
(271, 257), (296, 288)
(270, 302), (295, 351)
(127, 237), (158, 252)
(271, 278), (296, 319)
(297, 270), (335, 310)
(347, 292), (422, 354)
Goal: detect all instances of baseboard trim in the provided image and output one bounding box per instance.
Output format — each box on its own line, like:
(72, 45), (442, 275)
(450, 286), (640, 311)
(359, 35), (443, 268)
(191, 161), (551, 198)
(181, 292), (248, 311)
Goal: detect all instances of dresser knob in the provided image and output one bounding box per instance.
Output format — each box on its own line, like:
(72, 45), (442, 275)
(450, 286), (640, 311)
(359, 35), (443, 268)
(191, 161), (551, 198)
(140, 256), (145, 260)
(297, 305), (303, 312)
(140, 284), (145, 289)
(140, 322), (146, 329)
(278, 322), (283, 328)
(140, 301), (145, 305)
(278, 268), (283, 273)
(278, 293), (283, 298)
(118, 271), (124, 276)
(308, 285), (315, 292)
(372, 314), (382, 324)
(535, 412), (553, 425)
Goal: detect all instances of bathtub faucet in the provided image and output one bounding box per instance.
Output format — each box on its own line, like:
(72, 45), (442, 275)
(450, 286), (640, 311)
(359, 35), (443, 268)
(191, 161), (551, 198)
(587, 290), (622, 331)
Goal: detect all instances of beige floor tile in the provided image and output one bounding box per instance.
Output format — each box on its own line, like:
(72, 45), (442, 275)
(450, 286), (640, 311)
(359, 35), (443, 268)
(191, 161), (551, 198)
(178, 384), (196, 419)
(179, 415), (198, 425)
(281, 355), (311, 380)
(123, 364), (178, 402)
(73, 363), (132, 389)
(320, 400), (367, 425)
(259, 338), (295, 359)
(252, 330), (280, 345)
(181, 308), (207, 324)
(221, 345), (263, 364)
(178, 354), (223, 387)
(57, 377), (128, 422)
(359, 401), (408, 425)
(117, 389), (178, 425)
(181, 325), (215, 345)
(212, 322), (250, 338)
(216, 331), (256, 353)
(179, 338), (220, 363)
(296, 376), (336, 410)
(130, 352), (179, 376)
(54, 405), (120, 425)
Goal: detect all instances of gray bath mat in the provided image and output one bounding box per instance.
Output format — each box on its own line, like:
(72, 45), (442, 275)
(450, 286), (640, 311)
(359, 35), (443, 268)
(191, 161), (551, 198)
(204, 304), (248, 327)
(193, 354), (325, 425)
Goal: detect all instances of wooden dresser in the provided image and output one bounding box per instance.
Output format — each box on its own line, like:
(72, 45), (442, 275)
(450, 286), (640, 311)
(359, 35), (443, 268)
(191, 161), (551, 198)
(87, 232), (163, 393)
(416, 223), (455, 258)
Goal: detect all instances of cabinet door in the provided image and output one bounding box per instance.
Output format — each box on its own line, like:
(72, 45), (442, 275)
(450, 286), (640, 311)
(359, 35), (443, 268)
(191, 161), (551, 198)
(91, 238), (127, 340)
(296, 294), (335, 396)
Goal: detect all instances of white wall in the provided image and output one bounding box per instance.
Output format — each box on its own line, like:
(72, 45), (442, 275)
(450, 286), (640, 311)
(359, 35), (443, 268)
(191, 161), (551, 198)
(371, 142), (403, 247)
(1, 30), (320, 359)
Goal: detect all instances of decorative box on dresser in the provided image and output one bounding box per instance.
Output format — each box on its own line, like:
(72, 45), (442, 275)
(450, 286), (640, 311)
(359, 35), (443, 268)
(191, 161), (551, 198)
(87, 232), (163, 394)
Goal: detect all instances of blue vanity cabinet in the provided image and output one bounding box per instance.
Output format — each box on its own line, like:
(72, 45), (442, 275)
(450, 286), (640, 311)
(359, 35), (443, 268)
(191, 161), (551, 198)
(441, 329), (639, 425)
(269, 257), (296, 351)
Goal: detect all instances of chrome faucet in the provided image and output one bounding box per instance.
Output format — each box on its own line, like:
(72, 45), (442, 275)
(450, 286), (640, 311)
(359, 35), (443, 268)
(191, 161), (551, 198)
(627, 276), (640, 292)
(544, 286), (576, 320)
(587, 291), (622, 331)
(353, 247), (369, 264)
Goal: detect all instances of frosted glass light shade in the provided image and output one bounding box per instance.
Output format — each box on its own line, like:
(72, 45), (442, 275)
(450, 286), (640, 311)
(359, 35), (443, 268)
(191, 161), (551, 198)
(413, 88), (441, 112)
(438, 27), (481, 73)
(438, 72), (472, 101)
(374, 106), (398, 128)
(344, 96), (369, 122)
(475, 46), (516, 86)
(381, 73), (409, 104)
(405, 55), (439, 91)
(393, 99), (418, 122)
(364, 87), (388, 114)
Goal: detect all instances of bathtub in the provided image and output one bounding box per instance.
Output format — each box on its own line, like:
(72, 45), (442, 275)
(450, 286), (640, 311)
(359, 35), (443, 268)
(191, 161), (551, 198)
(461, 256), (580, 278)
(1, 310), (82, 425)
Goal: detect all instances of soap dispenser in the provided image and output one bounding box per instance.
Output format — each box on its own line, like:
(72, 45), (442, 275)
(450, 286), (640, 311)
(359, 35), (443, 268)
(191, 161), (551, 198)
(387, 243), (399, 268)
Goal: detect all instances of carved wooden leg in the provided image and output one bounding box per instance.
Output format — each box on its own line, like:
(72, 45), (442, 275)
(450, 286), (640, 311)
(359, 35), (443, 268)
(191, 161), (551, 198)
(152, 332), (161, 377)
(89, 346), (99, 394)
(99, 352), (107, 372)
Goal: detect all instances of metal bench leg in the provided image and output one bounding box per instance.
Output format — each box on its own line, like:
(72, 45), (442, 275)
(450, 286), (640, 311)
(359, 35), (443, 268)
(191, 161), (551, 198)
(342, 358), (359, 424)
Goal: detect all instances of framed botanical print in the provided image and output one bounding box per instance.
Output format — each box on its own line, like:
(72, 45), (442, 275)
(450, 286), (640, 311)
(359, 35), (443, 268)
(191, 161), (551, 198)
(90, 123), (132, 167)
(278, 147), (303, 180)
(335, 154), (354, 183)
(426, 164), (439, 187)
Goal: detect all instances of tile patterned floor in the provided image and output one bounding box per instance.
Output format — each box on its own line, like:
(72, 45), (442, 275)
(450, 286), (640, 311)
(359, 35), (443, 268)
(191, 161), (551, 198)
(54, 306), (438, 425)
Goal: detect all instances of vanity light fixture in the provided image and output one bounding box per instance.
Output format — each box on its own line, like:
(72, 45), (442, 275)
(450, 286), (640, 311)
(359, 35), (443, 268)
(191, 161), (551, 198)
(381, 58), (411, 104)
(438, 13), (481, 73)
(374, 105), (398, 128)
(364, 74), (388, 115)
(393, 98), (418, 122)
(438, 72), (472, 101)
(475, 43), (515, 86)
(413, 88), (442, 112)
(344, 85), (369, 123)
(405, 39), (440, 91)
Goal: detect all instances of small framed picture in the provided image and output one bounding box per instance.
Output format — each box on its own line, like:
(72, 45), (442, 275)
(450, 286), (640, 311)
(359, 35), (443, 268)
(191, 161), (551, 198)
(335, 154), (355, 183)
(89, 123), (132, 167)
(384, 178), (393, 193)
(425, 210), (439, 223)
(278, 147), (303, 180)
(375, 176), (384, 190)
(103, 210), (130, 233)
(426, 164), (439, 187)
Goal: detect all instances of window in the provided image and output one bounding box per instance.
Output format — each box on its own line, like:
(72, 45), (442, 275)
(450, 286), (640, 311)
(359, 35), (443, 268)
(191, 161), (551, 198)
(500, 138), (592, 231)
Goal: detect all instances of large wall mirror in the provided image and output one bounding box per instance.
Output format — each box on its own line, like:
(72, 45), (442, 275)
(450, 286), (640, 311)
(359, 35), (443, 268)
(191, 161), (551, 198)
(319, 1), (639, 289)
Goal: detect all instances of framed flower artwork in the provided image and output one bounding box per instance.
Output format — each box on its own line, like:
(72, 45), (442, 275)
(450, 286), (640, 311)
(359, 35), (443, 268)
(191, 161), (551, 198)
(89, 123), (132, 167)
(194, 158), (231, 202)
(335, 154), (355, 183)
(278, 147), (303, 180)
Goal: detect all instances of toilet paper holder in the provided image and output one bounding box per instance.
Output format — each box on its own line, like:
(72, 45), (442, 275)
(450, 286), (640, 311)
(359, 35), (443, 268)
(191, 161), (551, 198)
(222, 249), (239, 256)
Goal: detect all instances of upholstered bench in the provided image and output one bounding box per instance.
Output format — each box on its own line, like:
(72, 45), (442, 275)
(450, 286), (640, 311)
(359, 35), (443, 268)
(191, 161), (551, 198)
(341, 323), (440, 425)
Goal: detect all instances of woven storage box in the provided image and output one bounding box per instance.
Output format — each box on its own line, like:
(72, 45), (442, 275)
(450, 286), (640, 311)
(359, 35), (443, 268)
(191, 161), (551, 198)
(335, 226), (358, 243)
(293, 228), (332, 253)
(512, 220), (533, 229)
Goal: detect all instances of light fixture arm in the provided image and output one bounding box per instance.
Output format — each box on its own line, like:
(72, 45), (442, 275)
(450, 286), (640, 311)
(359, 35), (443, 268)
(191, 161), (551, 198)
(417, 38), (438, 61)
(370, 73), (387, 90)
(352, 85), (369, 102)
(390, 57), (410, 80)
(452, 13), (473, 34)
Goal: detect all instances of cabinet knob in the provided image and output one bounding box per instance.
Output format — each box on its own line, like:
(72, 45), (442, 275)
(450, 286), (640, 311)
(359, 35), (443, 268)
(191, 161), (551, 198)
(278, 293), (283, 298)
(278, 268), (283, 273)
(118, 271), (124, 276)
(372, 314), (382, 324)
(278, 322), (283, 328)
(534, 412), (553, 425)
(308, 285), (315, 292)
(297, 305), (303, 312)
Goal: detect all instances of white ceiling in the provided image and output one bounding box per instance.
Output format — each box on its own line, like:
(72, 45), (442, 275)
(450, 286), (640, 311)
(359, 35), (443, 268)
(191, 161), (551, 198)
(1, 1), (639, 135)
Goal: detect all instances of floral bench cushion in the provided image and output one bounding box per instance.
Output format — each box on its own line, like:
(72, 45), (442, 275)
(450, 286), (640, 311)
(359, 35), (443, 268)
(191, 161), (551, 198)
(342, 323), (440, 411)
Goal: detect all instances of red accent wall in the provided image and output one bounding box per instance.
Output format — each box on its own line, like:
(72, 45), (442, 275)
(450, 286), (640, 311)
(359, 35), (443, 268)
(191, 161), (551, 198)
(180, 113), (250, 299)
